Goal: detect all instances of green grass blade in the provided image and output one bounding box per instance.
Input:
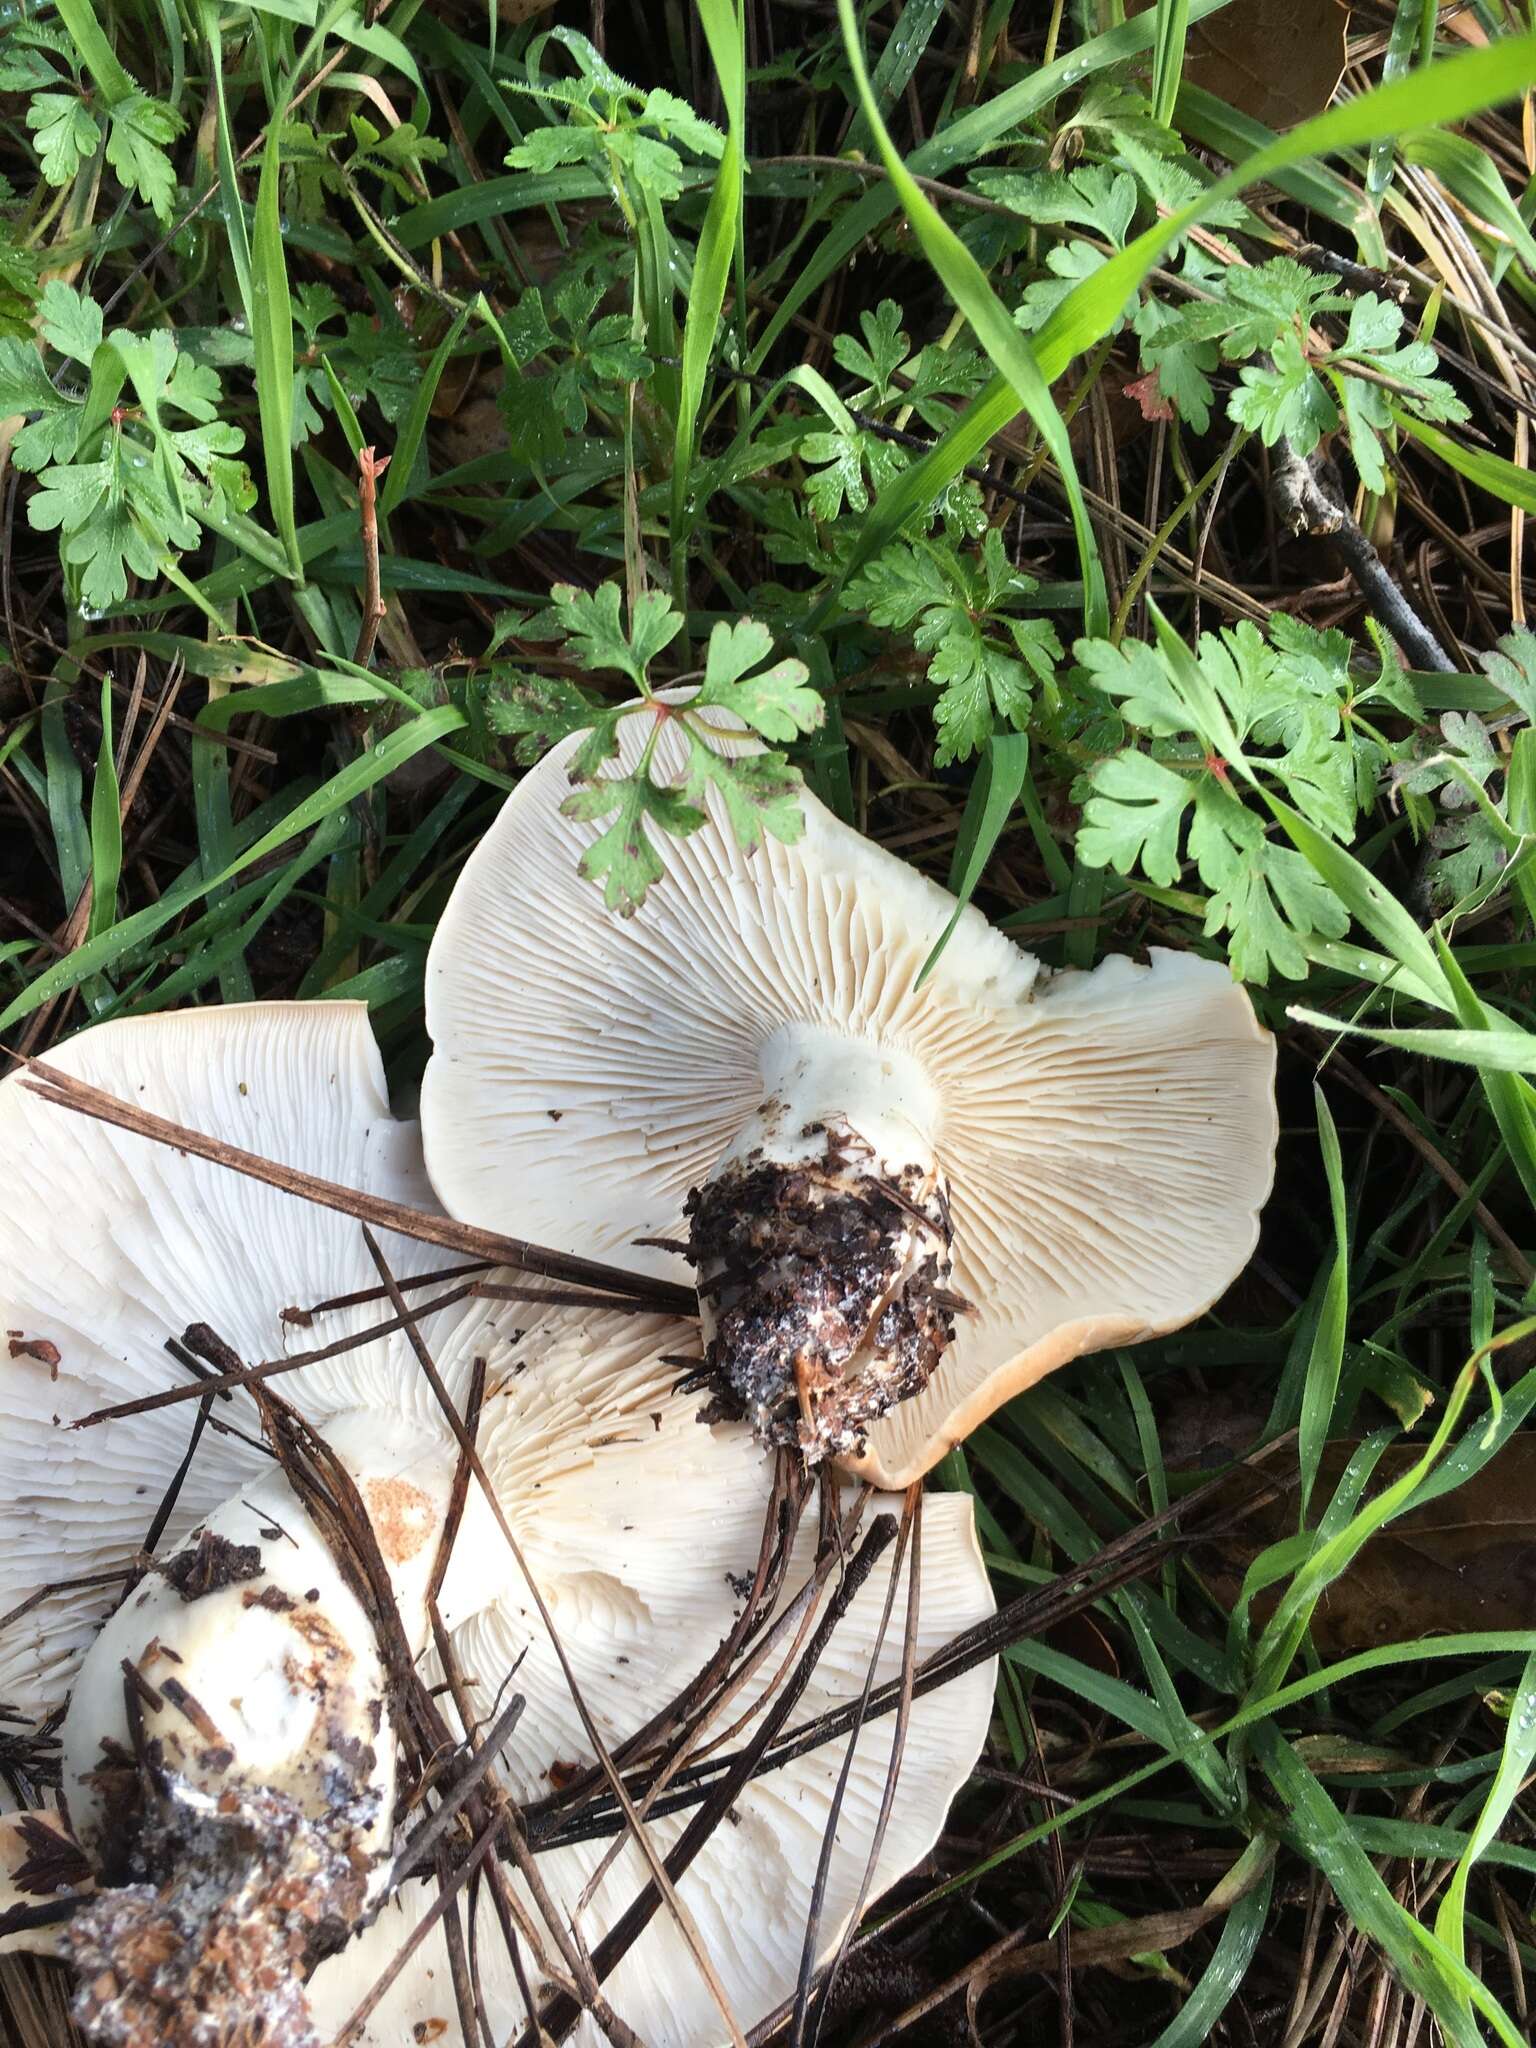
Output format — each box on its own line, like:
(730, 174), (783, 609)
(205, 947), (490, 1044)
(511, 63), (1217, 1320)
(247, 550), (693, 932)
(1290, 1009), (1536, 1072)
(245, 0), (359, 580)
(1394, 410), (1536, 513)
(1250, 1357), (1488, 1701)
(1151, 0), (1194, 129)
(847, 0), (947, 149)
(378, 300), (473, 520)
(41, 685), (90, 919)
(86, 678), (122, 947)
(190, 724), (256, 1002)
(1298, 1084), (1349, 1518)
(1255, 1722), (1524, 2048)
(833, 0), (1108, 634)
(830, 31), (1536, 594)
(1145, 1844), (1275, 2048)
(251, 121), (301, 580)
(1265, 793), (1451, 1007)
(0, 705), (466, 1033)
(670, 0), (743, 598)
(917, 731), (1029, 986)
(1432, 927), (1536, 1214)
(1367, 0), (1431, 206)
(54, 0), (132, 105)
(136, 811), (349, 1014)
(1433, 1648), (1536, 1993)
(750, 0), (1233, 370)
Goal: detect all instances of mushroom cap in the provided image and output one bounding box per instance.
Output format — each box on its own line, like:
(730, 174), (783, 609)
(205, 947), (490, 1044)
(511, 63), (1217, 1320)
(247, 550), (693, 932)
(420, 702), (1279, 1487)
(0, 1003), (996, 2046)
(59, 1413), (455, 1877)
(310, 1404), (990, 2048)
(0, 1002), (459, 1716)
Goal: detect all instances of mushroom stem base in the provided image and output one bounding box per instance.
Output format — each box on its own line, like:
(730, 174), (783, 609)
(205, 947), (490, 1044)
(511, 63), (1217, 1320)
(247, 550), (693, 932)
(62, 1778), (371, 2048)
(686, 1121), (958, 1463)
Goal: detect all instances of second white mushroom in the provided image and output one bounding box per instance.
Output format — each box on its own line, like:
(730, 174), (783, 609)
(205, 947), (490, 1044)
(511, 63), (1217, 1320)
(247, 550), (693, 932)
(0, 1002), (996, 2047)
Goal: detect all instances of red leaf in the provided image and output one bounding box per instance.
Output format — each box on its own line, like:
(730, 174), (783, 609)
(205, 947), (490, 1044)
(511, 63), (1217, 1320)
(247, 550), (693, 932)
(1125, 367), (1174, 423)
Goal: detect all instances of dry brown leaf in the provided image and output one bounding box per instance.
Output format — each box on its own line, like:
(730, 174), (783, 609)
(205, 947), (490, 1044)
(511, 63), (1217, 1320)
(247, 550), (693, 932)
(1127, 0), (1350, 130)
(1442, 5), (1489, 48)
(1190, 1436), (1536, 1656)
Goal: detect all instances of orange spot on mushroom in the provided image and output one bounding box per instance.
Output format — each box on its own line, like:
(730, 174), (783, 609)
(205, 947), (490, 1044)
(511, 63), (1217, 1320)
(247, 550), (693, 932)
(362, 1475), (438, 1566)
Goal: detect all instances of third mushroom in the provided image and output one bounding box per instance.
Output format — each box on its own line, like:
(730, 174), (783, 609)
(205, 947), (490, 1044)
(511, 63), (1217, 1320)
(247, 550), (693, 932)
(422, 692), (1279, 1489)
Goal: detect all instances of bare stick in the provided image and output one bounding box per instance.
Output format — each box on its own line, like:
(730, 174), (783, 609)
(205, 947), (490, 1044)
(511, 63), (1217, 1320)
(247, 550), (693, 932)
(286, 1261), (492, 1321)
(1274, 440), (1453, 671)
(385, 1689), (527, 1894)
(70, 1284), (481, 1428)
(351, 447), (392, 668)
(17, 1058), (697, 1315)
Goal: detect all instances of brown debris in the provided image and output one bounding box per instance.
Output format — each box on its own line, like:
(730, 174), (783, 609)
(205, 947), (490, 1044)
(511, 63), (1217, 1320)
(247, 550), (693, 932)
(160, 1534), (265, 1605)
(686, 1122), (958, 1461)
(240, 1585), (297, 1615)
(7, 1336), (61, 1373)
(63, 1780), (374, 2048)
(9, 1814), (93, 1898)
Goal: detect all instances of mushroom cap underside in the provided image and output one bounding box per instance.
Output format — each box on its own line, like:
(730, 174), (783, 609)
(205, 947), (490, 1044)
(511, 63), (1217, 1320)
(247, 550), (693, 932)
(421, 701), (1279, 1487)
(0, 1003), (997, 2047)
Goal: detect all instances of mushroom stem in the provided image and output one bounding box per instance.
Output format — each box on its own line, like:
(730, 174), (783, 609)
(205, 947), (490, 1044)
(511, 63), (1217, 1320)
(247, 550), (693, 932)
(55, 1415), (459, 2048)
(685, 1029), (957, 1462)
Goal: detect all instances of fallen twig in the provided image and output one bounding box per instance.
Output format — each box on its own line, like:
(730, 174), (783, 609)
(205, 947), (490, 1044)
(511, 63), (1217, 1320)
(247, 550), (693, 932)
(352, 447), (392, 669)
(16, 1058), (697, 1316)
(1274, 440), (1453, 671)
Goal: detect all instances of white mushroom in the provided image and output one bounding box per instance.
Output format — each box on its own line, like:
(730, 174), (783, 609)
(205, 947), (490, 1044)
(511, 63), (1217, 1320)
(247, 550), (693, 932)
(0, 1002), (996, 2047)
(420, 696), (1279, 1486)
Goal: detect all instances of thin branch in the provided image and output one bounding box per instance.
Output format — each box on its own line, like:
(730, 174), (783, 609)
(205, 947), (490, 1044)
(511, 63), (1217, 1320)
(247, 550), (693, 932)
(751, 153), (1021, 218)
(352, 447), (392, 668)
(1274, 439), (1454, 671)
(17, 1059), (697, 1316)
(286, 1261), (492, 1322)
(386, 1689), (528, 1896)
(69, 1284), (481, 1429)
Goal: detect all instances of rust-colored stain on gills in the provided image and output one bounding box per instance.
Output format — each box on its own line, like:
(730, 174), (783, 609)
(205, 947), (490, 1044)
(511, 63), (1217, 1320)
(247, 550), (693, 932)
(361, 1475), (438, 1565)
